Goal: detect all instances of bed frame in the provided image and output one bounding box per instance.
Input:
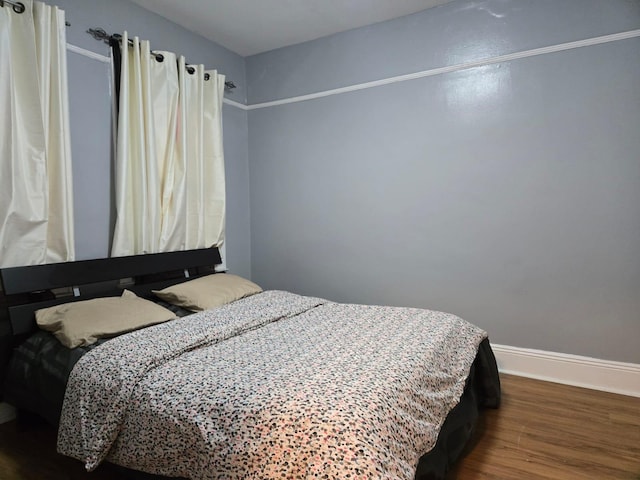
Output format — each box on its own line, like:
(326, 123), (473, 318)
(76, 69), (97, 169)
(0, 248), (500, 480)
(0, 248), (222, 398)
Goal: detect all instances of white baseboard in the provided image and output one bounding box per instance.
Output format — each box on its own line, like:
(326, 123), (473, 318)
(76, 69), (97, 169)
(0, 402), (16, 424)
(492, 344), (640, 398)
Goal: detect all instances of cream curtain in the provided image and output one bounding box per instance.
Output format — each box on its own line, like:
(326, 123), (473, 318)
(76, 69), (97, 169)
(111, 32), (225, 257)
(0, 0), (74, 268)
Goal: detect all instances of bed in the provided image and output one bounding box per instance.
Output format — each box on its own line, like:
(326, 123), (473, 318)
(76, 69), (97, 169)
(0, 248), (500, 479)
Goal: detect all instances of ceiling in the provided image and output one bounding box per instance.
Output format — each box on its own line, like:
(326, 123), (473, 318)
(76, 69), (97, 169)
(128, 0), (455, 57)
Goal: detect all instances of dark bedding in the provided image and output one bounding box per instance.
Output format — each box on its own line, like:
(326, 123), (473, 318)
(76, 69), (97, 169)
(3, 300), (194, 425)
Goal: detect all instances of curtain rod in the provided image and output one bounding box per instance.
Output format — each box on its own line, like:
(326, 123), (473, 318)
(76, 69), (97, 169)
(0, 0), (25, 14)
(87, 27), (237, 91)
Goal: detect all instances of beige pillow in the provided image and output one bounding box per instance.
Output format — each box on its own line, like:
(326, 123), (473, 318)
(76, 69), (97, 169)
(36, 290), (176, 348)
(153, 274), (262, 311)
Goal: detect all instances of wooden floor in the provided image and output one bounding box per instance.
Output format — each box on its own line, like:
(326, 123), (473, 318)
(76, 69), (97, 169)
(0, 374), (638, 479)
(448, 375), (640, 480)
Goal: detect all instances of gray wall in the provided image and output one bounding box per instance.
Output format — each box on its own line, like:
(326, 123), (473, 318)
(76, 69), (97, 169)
(57, 0), (251, 278)
(246, 0), (640, 363)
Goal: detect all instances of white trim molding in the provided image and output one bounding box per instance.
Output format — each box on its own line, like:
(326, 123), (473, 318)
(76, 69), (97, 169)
(247, 29), (640, 110)
(0, 402), (16, 424)
(223, 98), (249, 110)
(67, 43), (111, 63)
(67, 29), (640, 112)
(492, 344), (640, 398)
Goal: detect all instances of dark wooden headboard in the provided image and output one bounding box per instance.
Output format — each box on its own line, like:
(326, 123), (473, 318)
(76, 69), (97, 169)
(0, 248), (222, 394)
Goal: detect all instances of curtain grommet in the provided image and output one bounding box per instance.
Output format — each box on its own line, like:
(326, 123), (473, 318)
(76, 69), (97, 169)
(13, 2), (26, 14)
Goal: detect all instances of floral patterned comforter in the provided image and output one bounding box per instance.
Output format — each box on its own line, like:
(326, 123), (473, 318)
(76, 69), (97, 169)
(58, 290), (488, 479)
